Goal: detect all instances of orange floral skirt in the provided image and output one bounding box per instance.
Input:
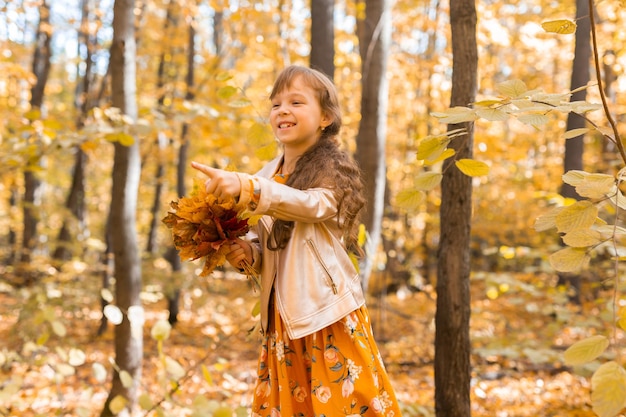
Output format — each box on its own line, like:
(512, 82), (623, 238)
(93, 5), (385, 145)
(251, 303), (402, 417)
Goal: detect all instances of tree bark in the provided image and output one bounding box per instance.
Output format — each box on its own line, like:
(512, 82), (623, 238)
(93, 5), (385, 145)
(355, 0), (391, 292)
(561, 0), (590, 200)
(435, 0), (477, 415)
(557, 0), (591, 304)
(53, 0), (93, 262)
(21, 0), (52, 267)
(100, 0), (143, 415)
(310, 0), (335, 80)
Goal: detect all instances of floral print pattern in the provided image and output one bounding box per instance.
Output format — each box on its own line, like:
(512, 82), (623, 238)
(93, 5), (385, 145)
(251, 305), (401, 417)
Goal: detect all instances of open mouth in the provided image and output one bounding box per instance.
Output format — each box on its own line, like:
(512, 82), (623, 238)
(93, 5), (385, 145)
(278, 122), (295, 129)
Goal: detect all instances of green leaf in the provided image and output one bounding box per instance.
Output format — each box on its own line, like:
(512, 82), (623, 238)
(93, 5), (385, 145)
(414, 172), (443, 191)
(455, 159), (490, 177)
(591, 361), (626, 417)
(496, 79), (528, 98)
(549, 247), (589, 272)
(564, 335), (609, 366)
(562, 229), (602, 247)
(541, 19), (577, 35)
(395, 189), (425, 211)
(217, 85), (237, 99)
(555, 200), (598, 234)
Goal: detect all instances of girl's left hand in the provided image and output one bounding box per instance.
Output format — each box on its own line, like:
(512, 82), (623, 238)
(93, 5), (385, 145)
(191, 161), (241, 200)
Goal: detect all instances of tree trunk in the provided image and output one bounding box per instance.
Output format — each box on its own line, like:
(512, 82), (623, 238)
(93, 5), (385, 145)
(167, 14), (197, 325)
(561, 0), (590, 200)
(557, 0), (591, 304)
(355, 0), (391, 292)
(21, 0), (52, 267)
(54, 0), (93, 262)
(100, 0), (142, 415)
(434, 0), (477, 415)
(310, 0), (335, 80)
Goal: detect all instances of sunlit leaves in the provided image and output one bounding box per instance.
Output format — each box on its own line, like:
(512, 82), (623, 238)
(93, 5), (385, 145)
(162, 183), (250, 276)
(562, 229), (602, 247)
(109, 395), (128, 414)
(395, 190), (425, 212)
(496, 79), (528, 98)
(455, 159), (490, 177)
(151, 320), (172, 342)
(549, 247), (589, 272)
(541, 19), (577, 35)
(564, 128), (590, 139)
(562, 170), (615, 199)
(591, 362), (626, 417)
(414, 172), (443, 191)
(416, 135), (451, 161)
(555, 201), (598, 234)
(92, 363), (107, 383)
(120, 370), (134, 388)
(563, 335), (609, 366)
(431, 106), (478, 124)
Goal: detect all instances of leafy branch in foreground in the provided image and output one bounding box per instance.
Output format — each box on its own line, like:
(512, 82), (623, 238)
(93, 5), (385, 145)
(410, 8), (626, 417)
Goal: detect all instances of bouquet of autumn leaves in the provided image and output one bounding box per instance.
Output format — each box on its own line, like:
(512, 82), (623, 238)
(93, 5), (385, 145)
(162, 179), (257, 281)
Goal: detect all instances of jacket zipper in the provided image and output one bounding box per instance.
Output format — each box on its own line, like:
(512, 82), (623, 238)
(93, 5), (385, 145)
(306, 239), (338, 294)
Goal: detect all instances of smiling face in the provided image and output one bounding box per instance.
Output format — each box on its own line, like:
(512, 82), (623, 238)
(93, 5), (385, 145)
(269, 75), (331, 157)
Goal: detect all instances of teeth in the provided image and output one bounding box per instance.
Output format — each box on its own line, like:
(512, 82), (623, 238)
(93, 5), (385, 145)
(279, 123), (294, 128)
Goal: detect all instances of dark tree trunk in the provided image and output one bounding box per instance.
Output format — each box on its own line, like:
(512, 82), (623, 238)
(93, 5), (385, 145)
(21, 0), (52, 267)
(100, 0), (143, 415)
(434, 0), (477, 416)
(54, 0), (93, 262)
(310, 0), (335, 80)
(354, 0), (391, 292)
(166, 12), (197, 326)
(558, 0), (591, 304)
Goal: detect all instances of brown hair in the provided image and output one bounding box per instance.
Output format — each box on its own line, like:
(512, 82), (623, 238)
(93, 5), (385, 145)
(267, 65), (365, 255)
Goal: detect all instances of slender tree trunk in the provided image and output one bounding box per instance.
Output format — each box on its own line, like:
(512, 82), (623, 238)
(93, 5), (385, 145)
(557, 0), (591, 303)
(21, 0), (52, 267)
(54, 0), (93, 262)
(310, 0), (335, 80)
(100, 0), (142, 415)
(434, 0), (477, 415)
(167, 14), (197, 325)
(355, 0), (391, 292)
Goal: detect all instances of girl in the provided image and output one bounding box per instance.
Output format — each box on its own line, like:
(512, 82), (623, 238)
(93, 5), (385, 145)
(191, 65), (401, 417)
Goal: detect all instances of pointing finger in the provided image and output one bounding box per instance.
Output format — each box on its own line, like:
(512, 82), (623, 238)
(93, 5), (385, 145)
(191, 161), (215, 177)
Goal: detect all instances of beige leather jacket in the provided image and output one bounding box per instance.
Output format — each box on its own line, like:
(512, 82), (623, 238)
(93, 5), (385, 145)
(236, 156), (366, 340)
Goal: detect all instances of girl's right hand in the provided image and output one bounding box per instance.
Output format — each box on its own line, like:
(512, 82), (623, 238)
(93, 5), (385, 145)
(225, 239), (253, 269)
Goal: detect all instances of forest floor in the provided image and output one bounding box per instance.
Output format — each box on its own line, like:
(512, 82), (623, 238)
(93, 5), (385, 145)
(0, 265), (615, 417)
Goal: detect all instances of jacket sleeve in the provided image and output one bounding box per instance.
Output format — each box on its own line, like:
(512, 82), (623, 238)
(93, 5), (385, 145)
(236, 172), (338, 223)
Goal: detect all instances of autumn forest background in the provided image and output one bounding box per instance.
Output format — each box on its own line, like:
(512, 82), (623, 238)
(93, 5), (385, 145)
(1, 0), (626, 416)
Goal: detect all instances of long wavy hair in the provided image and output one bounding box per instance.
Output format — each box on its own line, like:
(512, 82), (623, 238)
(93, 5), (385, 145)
(267, 65), (365, 256)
